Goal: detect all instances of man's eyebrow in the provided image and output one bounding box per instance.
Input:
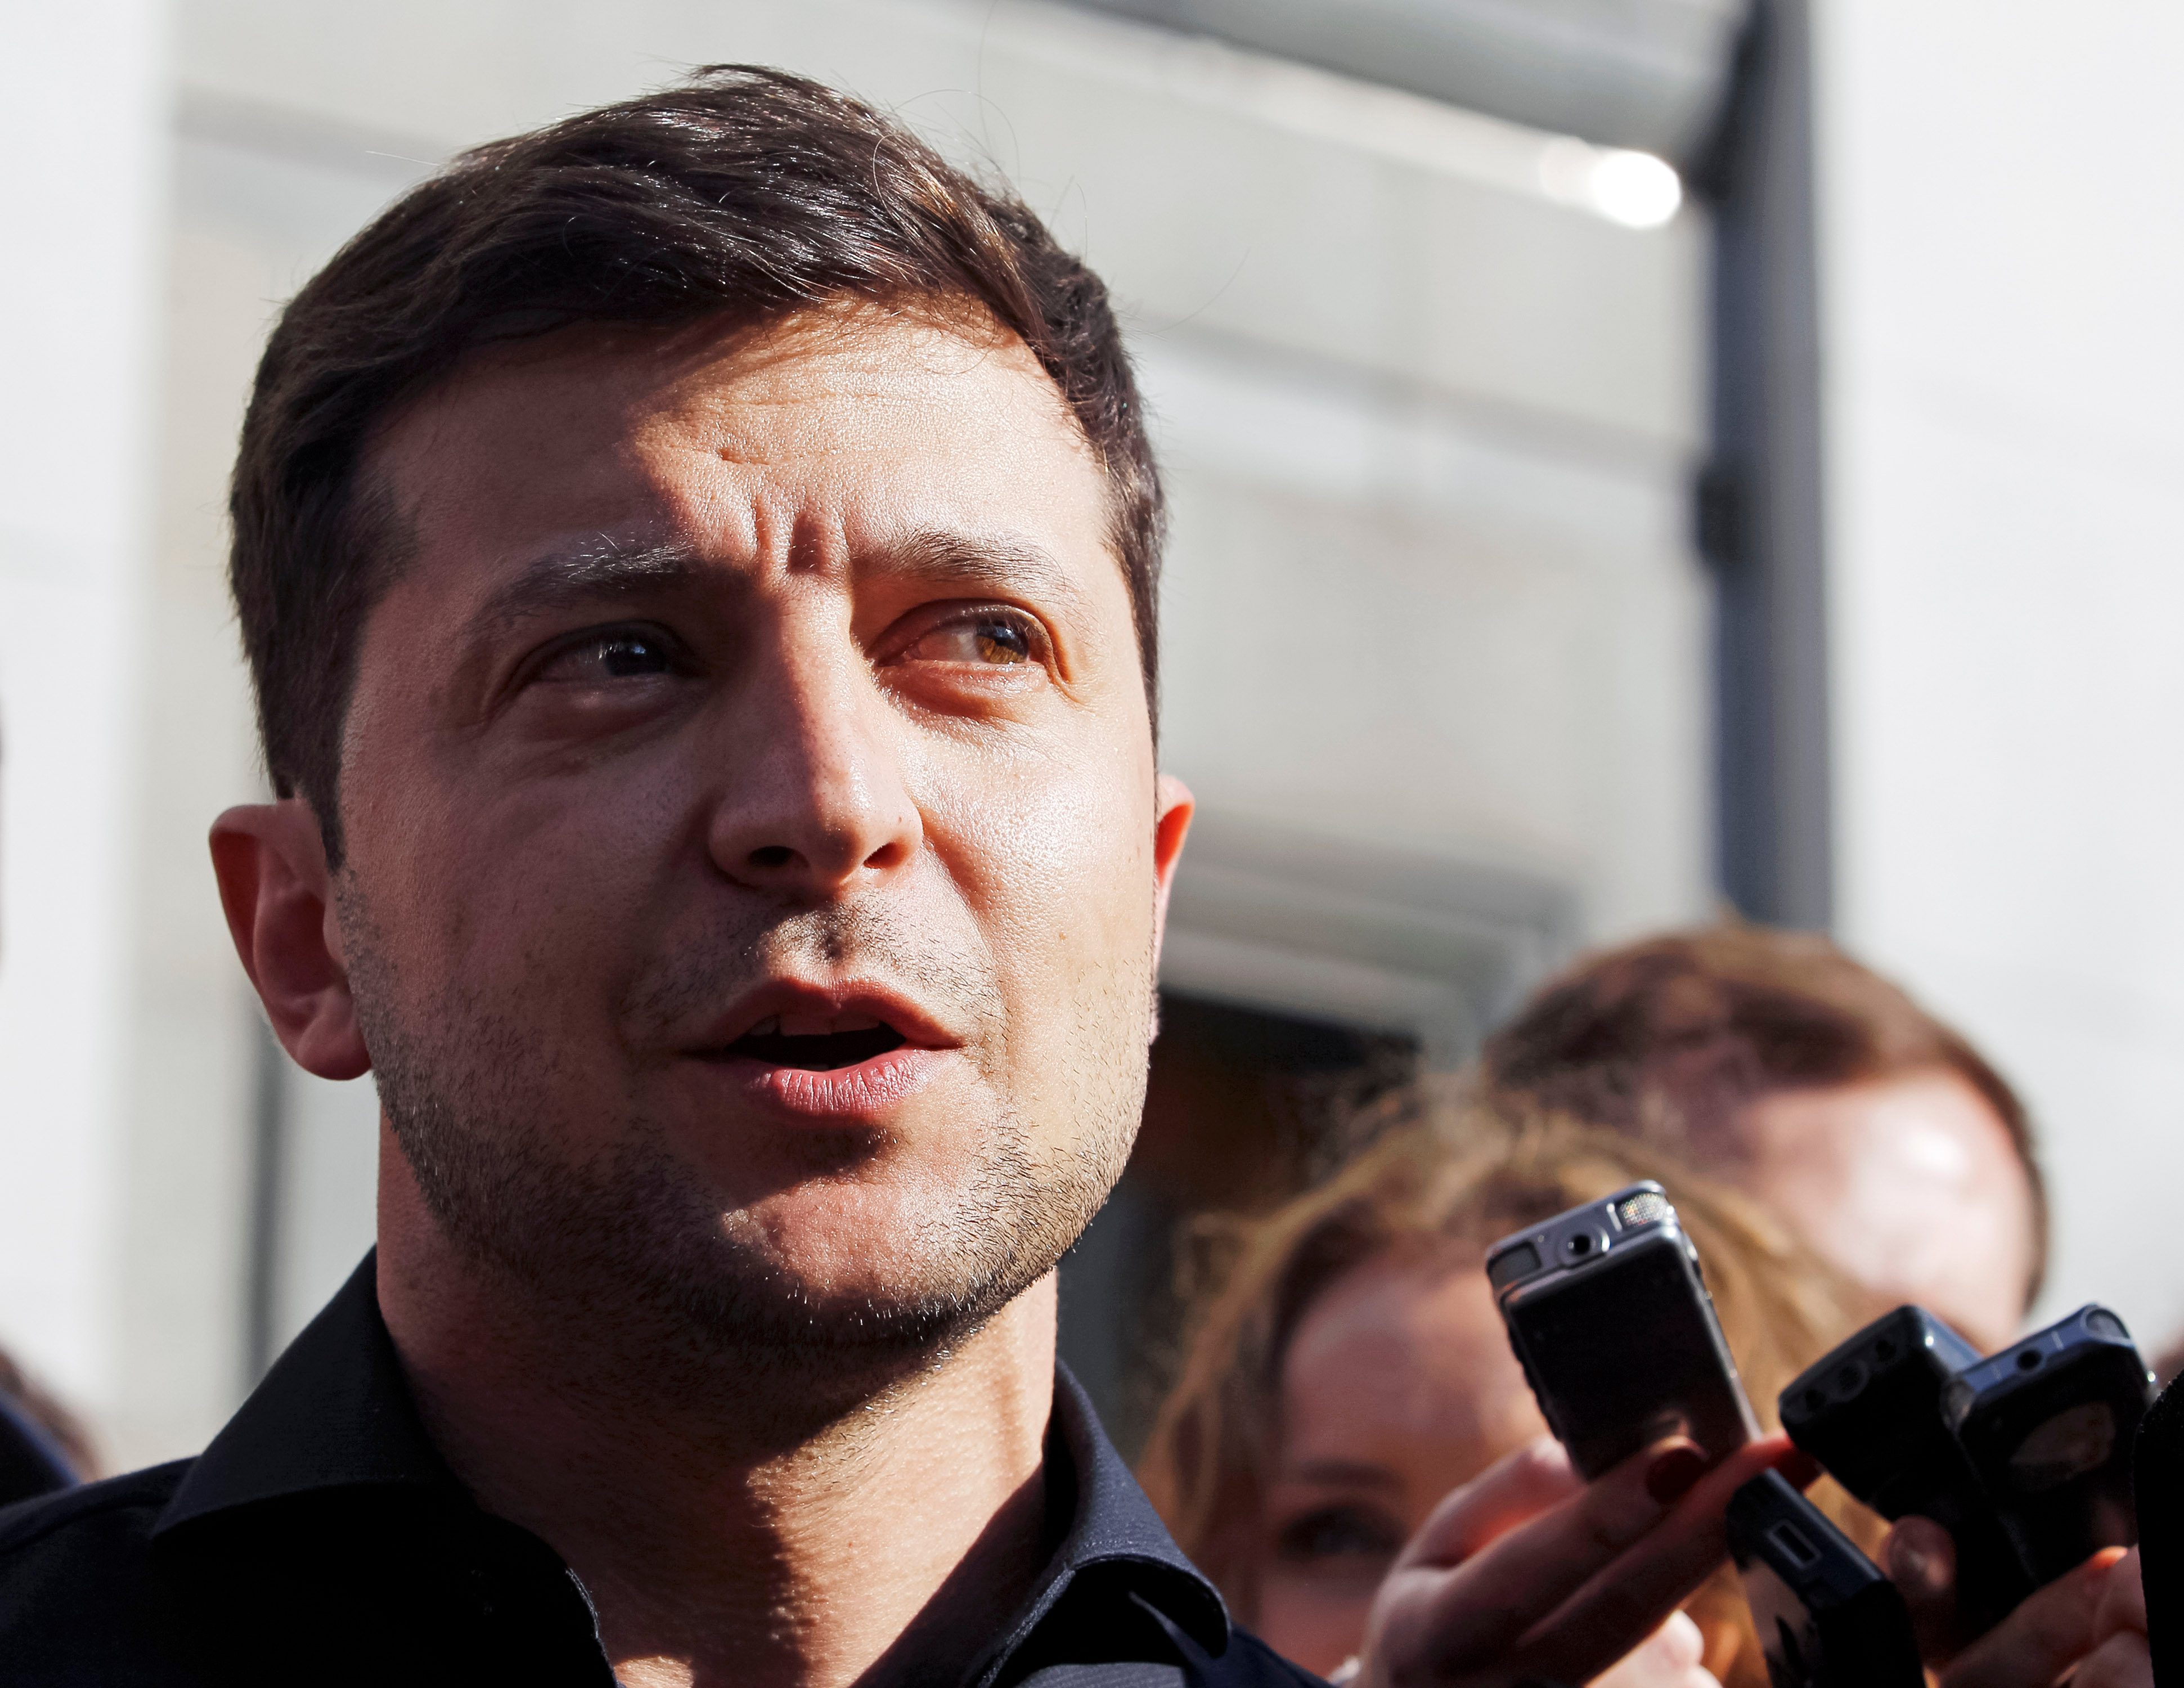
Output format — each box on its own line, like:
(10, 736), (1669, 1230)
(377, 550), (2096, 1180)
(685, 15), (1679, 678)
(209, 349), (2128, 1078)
(866, 530), (1094, 613)
(473, 538), (703, 635)
(470, 530), (1091, 639)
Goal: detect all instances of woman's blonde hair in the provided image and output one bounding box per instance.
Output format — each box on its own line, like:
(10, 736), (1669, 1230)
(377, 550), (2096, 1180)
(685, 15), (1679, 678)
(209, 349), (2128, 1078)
(1136, 1102), (1880, 1683)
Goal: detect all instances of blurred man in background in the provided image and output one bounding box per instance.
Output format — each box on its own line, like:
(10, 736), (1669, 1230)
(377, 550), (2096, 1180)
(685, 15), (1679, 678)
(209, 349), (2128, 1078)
(1478, 923), (2041, 1352)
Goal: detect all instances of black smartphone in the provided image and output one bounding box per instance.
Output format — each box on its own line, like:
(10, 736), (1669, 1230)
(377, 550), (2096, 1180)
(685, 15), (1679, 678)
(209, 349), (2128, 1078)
(1487, 1180), (1757, 1479)
(1946, 1303), (2153, 1586)
(1728, 1469), (1924, 1687)
(1779, 1305), (2032, 1630)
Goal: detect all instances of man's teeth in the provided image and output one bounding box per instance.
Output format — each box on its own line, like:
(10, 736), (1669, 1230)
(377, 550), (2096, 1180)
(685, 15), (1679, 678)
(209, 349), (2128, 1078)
(743, 1012), (884, 1039)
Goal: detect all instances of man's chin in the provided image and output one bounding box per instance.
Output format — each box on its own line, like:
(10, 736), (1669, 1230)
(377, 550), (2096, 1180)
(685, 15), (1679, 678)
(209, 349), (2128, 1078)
(518, 1170), (1062, 1357)
(379, 1056), (1107, 1385)
(605, 1234), (1045, 1403)
(698, 1208), (1058, 1347)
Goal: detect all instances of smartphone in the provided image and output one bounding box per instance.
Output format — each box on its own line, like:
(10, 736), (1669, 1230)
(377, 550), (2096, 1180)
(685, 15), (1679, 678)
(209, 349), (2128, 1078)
(1945, 1303), (2153, 1586)
(1779, 1305), (2032, 1630)
(1487, 1181), (1757, 1479)
(1728, 1469), (1925, 1687)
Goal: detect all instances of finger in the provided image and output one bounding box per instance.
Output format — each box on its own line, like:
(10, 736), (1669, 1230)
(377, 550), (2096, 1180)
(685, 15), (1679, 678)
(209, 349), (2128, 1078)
(1408, 1434), (1714, 1662)
(1365, 1435), (1712, 1679)
(1938, 1546), (2125, 1688)
(1652, 1609), (1707, 1670)
(2092, 1546), (2147, 1645)
(1882, 1515), (1960, 1663)
(1512, 1437), (1809, 1682)
(2072, 1629), (2155, 1688)
(1395, 1435), (1585, 1569)
(1590, 1612), (1711, 1687)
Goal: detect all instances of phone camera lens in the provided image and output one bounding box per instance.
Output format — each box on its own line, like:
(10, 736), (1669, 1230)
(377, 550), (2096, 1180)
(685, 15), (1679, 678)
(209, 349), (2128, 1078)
(1565, 1233), (1594, 1259)
(1833, 1362), (1866, 1398)
(2017, 1349), (2043, 1372)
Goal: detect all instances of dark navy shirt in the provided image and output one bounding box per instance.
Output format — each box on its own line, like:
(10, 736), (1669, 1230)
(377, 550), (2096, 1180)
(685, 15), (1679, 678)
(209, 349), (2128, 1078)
(0, 1255), (1319, 1687)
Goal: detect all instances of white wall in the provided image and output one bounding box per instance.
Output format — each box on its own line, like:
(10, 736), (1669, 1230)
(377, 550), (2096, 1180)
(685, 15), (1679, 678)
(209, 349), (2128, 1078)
(0, 0), (170, 1442)
(1816, 1), (2184, 1348)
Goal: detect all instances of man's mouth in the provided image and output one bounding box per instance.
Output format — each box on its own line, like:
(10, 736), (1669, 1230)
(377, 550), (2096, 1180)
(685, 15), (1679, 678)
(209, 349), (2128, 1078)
(717, 1013), (909, 1072)
(681, 987), (954, 1120)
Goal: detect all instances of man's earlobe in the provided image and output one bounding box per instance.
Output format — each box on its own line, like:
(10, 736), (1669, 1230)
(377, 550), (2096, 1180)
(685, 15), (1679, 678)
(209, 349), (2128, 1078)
(210, 801), (371, 1081)
(1148, 774), (1194, 980)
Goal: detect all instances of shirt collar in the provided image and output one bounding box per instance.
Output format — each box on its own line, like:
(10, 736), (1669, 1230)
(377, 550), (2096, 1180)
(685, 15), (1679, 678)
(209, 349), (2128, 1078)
(151, 1250), (1230, 1665)
(978, 1363), (1232, 1672)
(154, 1251), (454, 1536)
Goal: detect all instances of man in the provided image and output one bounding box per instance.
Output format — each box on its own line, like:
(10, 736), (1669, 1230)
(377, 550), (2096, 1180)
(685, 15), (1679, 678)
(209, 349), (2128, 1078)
(1479, 923), (2041, 1352)
(0, 69), (2127, 1687)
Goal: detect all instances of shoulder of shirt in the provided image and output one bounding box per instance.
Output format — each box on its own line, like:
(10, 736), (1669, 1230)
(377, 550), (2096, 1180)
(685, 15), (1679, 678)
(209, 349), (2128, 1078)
(0, 1460), (192, 1559)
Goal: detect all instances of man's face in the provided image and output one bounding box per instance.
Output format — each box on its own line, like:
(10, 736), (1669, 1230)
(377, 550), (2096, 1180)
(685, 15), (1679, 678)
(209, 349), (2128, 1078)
(334, 304), (1184, 1365)
(1741, 1069), (2037, 1351)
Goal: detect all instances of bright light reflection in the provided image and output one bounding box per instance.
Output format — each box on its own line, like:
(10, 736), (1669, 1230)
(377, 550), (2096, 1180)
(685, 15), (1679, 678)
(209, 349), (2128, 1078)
(1589, 149), (1684, 227)
(1537, 137), (1683, 229)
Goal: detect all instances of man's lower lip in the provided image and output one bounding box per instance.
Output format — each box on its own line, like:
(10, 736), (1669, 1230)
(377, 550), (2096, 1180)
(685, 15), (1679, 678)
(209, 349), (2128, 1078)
(689, 1045), (952, 1120)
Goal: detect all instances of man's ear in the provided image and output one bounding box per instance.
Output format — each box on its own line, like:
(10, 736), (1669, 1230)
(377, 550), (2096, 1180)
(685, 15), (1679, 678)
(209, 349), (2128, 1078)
(210, 800), (371, 1081)
(1148, 773), (1194, 981)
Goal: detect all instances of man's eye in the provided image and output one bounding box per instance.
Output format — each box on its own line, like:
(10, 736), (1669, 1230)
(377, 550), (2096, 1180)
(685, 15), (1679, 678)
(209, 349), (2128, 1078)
(906, 614), (1039, 667)
(540, 630), (680, 681)
(1273, 1506), (1404, 1566)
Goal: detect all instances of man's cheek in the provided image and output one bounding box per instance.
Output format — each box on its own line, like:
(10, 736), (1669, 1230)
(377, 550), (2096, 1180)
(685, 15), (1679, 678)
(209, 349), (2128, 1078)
(390, 852), (639, 1049)
(987, 857), (1154, 1067)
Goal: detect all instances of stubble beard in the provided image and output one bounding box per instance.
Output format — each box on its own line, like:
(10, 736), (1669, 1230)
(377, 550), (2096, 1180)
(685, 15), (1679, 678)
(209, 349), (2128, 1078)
(340, 883), (1148, 1416)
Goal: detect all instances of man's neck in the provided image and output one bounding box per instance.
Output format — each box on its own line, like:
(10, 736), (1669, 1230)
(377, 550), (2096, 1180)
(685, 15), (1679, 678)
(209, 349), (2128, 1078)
(376, 1214), (1058, 1688)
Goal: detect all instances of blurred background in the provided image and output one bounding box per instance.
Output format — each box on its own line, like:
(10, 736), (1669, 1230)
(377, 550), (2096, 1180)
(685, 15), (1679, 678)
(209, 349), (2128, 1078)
(1, 0), (2179, 1470)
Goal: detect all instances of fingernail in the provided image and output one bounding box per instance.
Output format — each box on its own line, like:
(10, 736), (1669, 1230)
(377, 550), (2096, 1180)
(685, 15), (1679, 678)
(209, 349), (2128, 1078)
(1645, 1445), (1708, 1505)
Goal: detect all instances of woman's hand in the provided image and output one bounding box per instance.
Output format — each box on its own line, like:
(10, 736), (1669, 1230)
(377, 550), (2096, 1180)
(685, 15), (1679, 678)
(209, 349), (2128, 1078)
(1352, 1431), (1810, 1688)
(1884, 1521), (2150, 1688)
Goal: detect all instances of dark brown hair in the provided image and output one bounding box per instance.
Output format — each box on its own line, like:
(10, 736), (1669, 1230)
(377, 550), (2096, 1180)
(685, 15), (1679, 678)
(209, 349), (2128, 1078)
(230, 66), (1162, 865)
(1479, 922), (2047, 1301)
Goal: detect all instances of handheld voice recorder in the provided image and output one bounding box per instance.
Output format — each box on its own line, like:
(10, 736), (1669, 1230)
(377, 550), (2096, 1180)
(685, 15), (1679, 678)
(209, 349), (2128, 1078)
(1727, 1470), (1924, 1688)
(1946, 1303), (2153, 1586)
(1486, 1181), (1757, 1480)
(1780, 1305), (2032, 1630)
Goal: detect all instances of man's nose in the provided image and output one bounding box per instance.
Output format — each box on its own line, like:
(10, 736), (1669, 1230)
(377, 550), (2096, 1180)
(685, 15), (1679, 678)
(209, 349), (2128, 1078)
(703, 644), (921, 901)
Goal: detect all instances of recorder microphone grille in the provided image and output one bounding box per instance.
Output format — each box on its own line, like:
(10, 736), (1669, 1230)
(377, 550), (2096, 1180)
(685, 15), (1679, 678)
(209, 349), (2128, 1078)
(1616, 1191), (1669, 1229)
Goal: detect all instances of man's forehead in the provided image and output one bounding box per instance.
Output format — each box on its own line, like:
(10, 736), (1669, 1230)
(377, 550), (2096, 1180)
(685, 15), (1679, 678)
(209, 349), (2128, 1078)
(366, 305), (1104, 580)
(351, 308), (1119, 645)
(377, 305), (1074, 477)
